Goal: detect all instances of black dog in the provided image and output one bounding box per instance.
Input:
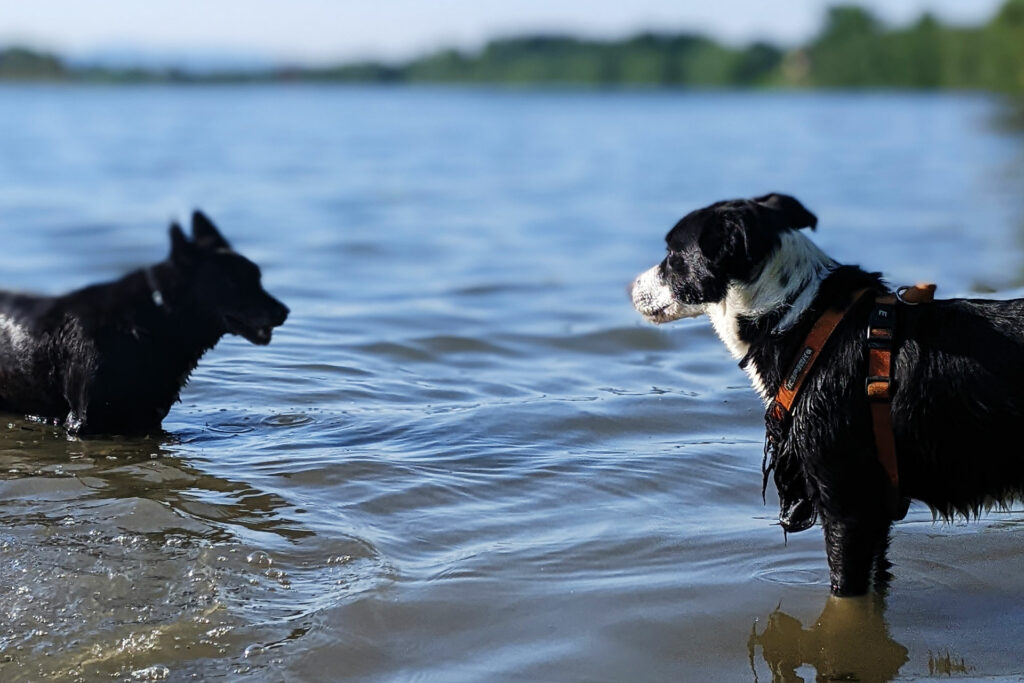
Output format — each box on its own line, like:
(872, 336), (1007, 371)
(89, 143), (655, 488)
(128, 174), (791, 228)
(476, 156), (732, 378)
(630, 193), (1024, 595)
(0, 211), (288, 436)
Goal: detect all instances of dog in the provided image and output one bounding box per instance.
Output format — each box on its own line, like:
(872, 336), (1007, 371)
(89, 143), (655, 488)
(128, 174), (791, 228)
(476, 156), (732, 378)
(0, 211), (289, 436)
(630, 193), (1024, 595)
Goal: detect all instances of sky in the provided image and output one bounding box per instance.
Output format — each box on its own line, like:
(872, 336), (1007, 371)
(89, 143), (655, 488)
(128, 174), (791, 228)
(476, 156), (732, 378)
(0, 0), (1009, 66)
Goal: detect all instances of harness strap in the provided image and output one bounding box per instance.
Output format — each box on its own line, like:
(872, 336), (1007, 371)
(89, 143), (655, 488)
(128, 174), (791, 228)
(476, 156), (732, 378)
(867, 283), (935, 520)
(867, 294), (900, 514)
(769, 282), (936, 523)
(770, 287), (871, 422)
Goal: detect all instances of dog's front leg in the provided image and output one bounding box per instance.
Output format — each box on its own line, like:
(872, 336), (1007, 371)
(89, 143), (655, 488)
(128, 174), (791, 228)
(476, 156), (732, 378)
(822, 517), (891, 596)
(61, 360), (94, 436)
(62, 389), (88, 435)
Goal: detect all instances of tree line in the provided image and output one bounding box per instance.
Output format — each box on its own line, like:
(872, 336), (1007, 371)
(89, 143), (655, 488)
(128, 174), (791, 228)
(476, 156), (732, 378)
(2, 1), (1023, 93)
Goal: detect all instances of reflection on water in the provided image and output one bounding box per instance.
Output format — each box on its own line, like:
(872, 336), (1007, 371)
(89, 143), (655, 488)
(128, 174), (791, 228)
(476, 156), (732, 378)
(749, 596), (908, 682)
(0, 417), (308, 540)
(0, 419), (388, 680)
(928, 650), (971, 676)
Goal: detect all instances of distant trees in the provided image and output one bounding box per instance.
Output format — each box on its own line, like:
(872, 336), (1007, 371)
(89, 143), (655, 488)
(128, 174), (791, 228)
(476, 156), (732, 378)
(315, 0), (1024, 92)
(1, 0), (1023, 93)
(985, 0), (1024, 92)
(799, 1), (1024, 92)
(395, 33), (782, 87)
(392, 1), (1023, 92)
(0, 47), (64, 79)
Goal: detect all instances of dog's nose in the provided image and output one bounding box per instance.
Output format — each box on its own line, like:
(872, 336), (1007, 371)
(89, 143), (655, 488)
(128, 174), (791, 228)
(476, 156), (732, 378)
(265, 296), (289, 326)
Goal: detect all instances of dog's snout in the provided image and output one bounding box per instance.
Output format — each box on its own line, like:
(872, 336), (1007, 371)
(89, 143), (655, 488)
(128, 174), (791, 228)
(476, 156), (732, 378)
(273, 298), (289, 326)
(629, 267), (659, 301)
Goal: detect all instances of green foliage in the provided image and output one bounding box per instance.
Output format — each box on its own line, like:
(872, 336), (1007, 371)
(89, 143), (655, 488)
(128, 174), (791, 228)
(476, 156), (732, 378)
(396, 0), (1022, 92)
(0, 47), (64, 79)
(803, 2), (1024, 92)
(305, 61), (404, 83)
(733, 43), (785, 86)
(398, 32), (775, 87)
(982, 0), (1024, 92)
(0, 0), (1022, 92)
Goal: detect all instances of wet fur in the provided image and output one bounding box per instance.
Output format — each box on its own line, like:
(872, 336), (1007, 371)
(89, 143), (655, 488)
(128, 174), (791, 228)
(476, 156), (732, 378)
(631, 193), (1024, 595)
(0, 211), (289, 436)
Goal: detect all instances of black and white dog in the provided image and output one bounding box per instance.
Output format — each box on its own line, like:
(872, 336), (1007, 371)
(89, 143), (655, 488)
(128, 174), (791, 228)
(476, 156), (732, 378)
(630, 193), (1024, 595)
(0, 211), (289, 436)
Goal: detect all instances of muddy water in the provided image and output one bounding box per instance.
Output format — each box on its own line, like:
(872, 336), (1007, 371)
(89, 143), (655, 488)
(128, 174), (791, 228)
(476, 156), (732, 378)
(1, 86), (1024, 681)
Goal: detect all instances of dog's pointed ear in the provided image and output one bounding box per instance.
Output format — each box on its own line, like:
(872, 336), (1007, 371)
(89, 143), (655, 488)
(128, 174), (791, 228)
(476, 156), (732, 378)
(169, 222), (196, 266)
(754, 193), (818, 231)
(191, 210), (231, 250)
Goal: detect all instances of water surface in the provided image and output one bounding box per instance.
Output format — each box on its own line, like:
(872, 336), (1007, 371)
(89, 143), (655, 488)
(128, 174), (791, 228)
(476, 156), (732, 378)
(1, 86), (1024, 681)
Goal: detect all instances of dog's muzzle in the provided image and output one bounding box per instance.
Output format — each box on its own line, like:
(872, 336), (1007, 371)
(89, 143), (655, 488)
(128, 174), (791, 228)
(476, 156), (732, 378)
(629, 264), (701, 324)
(226, 297), (289, 346)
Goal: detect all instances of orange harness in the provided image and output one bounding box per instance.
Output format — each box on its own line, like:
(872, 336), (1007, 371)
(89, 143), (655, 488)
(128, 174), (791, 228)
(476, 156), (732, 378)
(769, 283), (936, 521)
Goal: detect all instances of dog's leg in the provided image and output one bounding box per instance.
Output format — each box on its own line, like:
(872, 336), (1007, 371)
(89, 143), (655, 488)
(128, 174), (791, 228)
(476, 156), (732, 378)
(62, 359), (93, 436)
(822, 517), (892, 596)
(870, 531), (894, 594)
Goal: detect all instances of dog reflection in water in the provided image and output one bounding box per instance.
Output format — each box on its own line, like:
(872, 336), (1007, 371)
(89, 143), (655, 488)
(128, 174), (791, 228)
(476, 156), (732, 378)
(748, 596), (908, 681)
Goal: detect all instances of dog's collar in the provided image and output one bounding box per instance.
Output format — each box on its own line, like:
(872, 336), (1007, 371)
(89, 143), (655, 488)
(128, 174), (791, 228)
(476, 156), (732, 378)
(143, 266), (166, 309)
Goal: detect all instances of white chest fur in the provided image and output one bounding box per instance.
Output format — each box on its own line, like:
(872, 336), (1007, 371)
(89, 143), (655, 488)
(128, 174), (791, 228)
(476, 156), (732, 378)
(705, 232), (836, 401)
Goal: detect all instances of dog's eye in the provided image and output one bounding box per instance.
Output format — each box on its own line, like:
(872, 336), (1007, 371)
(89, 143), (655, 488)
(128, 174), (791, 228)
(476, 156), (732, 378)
(667, 252), (687, 271)
(223, 259), (261, 286)
(241, 263), (262, 282)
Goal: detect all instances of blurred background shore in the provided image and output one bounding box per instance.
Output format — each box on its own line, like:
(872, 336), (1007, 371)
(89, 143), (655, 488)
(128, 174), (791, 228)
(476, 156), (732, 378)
(2, 2), (1023, 94)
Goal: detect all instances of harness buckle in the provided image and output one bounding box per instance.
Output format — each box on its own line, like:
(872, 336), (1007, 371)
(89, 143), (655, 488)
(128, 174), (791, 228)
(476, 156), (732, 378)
(896, 283), (937, 305)
(866, 329), (892, 348)
(865, 376), (891, 400)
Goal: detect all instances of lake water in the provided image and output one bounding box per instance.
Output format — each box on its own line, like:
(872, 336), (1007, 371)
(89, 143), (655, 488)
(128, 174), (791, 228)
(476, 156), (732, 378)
(1, 85), (1024, 681)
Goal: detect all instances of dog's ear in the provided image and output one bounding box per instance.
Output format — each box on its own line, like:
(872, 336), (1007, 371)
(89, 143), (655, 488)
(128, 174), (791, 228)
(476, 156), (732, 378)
(191, 210), (232, 250)
(753, 193), (818, 231)
(169, 222), (196, 266)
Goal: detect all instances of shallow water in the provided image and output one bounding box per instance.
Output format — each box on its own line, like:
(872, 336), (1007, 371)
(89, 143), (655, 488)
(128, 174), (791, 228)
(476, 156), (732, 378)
(1, 85), (1024, 681)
